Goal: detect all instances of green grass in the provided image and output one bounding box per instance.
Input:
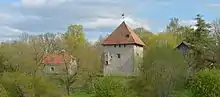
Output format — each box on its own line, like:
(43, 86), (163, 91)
(69, 92), (91, 97)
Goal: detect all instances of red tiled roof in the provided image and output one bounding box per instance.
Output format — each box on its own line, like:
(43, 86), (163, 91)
(42, 53), (72, 65)
(103, 21), (145, 46)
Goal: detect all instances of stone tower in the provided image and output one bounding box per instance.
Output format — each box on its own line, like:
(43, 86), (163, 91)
(102, 21), (145, 76)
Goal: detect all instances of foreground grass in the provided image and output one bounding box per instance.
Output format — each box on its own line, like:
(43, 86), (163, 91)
(69, 92), (91, 97)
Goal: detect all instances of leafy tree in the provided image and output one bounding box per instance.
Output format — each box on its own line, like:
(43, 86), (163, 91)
(165, 17), (185, 43)
(166, 18), (180, 33)
(183, 14), (216, 71)
(64, 24), (86, 52)
(131, 44), (188, 97)
(50, 24), (102, 94)
(188, 69), (220, 97)
(146, 32), (178, 48)
(134, 27), (153, 45)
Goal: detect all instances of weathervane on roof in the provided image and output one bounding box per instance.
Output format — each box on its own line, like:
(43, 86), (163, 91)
(122, 13), (125, 21)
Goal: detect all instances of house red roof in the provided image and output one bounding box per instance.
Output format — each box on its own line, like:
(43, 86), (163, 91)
(42, 53), (72, 65)
(103, 21), (145, 46)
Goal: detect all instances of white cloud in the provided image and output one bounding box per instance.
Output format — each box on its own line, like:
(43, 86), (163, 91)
(83, 18), (120, 29)
(0, 12), (41, 26)
(0, 13), (13, 25)
(21, 0), (71, 8)
(83, 17), (149, 30)
(82, 16), (150, 43)
(0, 13), (12, 20)
(156, 1), (172, 6)
(207, 3), (220, 8)
(179, 20), (197, 26)
(0, 26), (23, 38)
(179, 19), (212, 30)
(0, 0), (148, 41)
(124, 17), (150, 30)
(21, 0), (46, 7)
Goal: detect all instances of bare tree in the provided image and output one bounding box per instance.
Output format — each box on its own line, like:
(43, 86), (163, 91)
(26, 33), (63, 75)
(212, 19), (220, 40)
(52, 51), (78, 96)
(212, 19), (220, 65)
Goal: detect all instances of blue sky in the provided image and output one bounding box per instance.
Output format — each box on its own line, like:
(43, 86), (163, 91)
(0, 0), (220, 42)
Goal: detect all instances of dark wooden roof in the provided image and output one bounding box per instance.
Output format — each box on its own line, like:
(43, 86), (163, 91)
(176, 41), (191, 49)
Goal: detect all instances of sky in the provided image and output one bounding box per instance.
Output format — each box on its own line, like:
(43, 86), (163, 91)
(0, 0), (220, 42)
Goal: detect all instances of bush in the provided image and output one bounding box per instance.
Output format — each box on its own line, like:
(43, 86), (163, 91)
(69, 91), (91, 97)
(91, 76), (137, 97)
(188, 69), (220, 97)
(0, 72), (63, 97)
(0, 84), (9, 97)
(170, 89), (192, 97)
(131, 45), (188, 97)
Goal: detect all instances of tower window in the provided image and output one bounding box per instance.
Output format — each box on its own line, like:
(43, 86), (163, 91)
(50, 67), (55, 71)
(117, 53), (121, 58)
(105, 61), (109, 65)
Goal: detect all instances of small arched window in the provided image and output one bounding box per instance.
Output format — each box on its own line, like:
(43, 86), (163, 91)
(50, 67), (55, 71)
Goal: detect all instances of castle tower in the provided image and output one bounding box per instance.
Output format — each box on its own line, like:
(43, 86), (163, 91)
(102, 21), (145, 76)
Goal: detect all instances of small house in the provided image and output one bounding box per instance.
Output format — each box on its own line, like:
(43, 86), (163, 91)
(42, 52), (77, 74)
(175, 41), (191, 55)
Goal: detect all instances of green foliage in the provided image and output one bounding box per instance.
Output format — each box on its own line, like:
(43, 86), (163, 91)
(134, 27), (153, 44)
(91, 76), (137, 97)
(170, 89), (192, 97)
(131, 45), (188, 97)
(0, 72), (63, 97)
(188, 69), (220, 97)
(0, 84), (9, 97)
(166, 18), (180, 33)
(1, 15), (219, 97)
(69, 92), (91, 97)
(0, 53), (6, 73)
(213, 19), (220, 65)
(183, 14), (216, 71)
(64, 24), (86, 51)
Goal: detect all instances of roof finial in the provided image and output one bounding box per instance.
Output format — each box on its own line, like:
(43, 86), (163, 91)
(122, 13), (125, 21)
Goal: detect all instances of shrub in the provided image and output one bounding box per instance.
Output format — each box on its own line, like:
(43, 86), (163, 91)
(0, 72), (63, 97)
(131, 45), (188, 97)
(188, 69), (220, 97)
(0, 84), (9, 97)
(170, 89), (192, 97)
(91, 76), (137, 97)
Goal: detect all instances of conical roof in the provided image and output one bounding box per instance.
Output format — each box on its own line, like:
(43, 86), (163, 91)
(103, 21), (145, 46)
